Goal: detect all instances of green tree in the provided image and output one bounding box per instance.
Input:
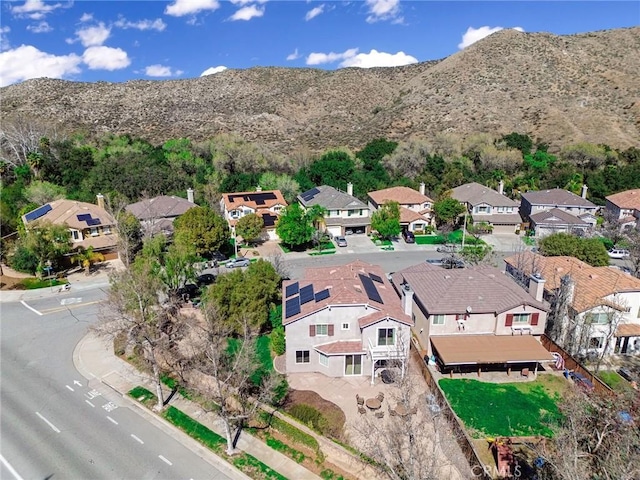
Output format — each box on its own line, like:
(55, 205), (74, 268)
(499, 132), (533, 156)
(258, 172), (300, 204)
(433, 197), (465, 228)
(160, 243), (197, 296)
(539, 233), (609, 267)
(276, 203), (314, 249)
(23, 221), (72, 275)
(71, 246), (104, 275)
(235, 213), (264, 245)
(173, 206), (230, 257)
(115, 210), (143, 267)
(307, 150), (355, 189)
(24, 180), (66, 206)
(371, 201), (401, 240)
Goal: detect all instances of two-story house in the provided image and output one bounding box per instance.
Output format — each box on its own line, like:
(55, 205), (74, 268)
(520, 187), (599, 237)
(367, 184), (434, 233)
(220, 189), (287, 240)
(450, 181), (522, 234)
(21, 194), (119, 259)
(283, 260), (413, 384)
(298, 184), (370, 237)
(605, 188), (640, 231)
(504, 252), (640, 358)
(126, 189), (196, 237)
(390, 263), (553, 376)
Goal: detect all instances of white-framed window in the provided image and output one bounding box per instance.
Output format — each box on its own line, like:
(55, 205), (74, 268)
(497, 206), (505, 213)
(230, 210), (240, 219)
(316, 324), (329, 336)
(348, 210), (354, 217)
(319, 353), (329, 367)
(273, 205), (282, 213)
(588, 312), (609, 324)
(71, 230), (81, 241)
(414, 223), (424, 231)
(476, 206), (489, 213)
(295, 350), (310, 364)
(90, 227), (99, 237)
(103, 225), (111, 235)
(345, 355), (362, 375)
(341, 322), (350, 330)
(377, 328), (395, 346)
(513, 313), (530, 324)
(589, 337), (604, 349)
(431, 314), (445, 325)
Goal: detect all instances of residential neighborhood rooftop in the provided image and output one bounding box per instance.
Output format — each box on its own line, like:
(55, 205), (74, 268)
(431, 335), (555, 365)
(450, 182), (518, 207)
(221, 189), (286, 211)
(504, 252), (640, 313)
(391, 263), (547, 315)
(520, 188), (596, 207)
(126, 195), (195, 220)
(529, 207), (590, 226)
(298, 185), (367, 210)
(368, 186), (433, 205)
(606, 188), (640, 210)
(22, 199), (115, 230)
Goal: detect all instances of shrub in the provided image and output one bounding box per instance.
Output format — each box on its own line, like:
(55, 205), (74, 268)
(269, 305), (283, 329)
(271, 377), (289, 406)
(289, 404), (329, 433)
(271, 327), (285, 355)
(9, 245), (38, 274)
(265, 434), (306, 463)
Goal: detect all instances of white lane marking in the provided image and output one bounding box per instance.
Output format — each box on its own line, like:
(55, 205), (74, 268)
(131, 434), (144, 444)
(106, 416), (118, 425)
(158, 455), (172, 466)
(85, 389), (101, 400)
(65, 385), (74, 392)
(60, 297), (82, 306)
(0, 453), (25, 480)
(102, 402), (118, 412)
(20, 301), (42, 316)
(85, 400), (95, 407)
(35, 412), (60, 433)
(74, 380), (82, 386)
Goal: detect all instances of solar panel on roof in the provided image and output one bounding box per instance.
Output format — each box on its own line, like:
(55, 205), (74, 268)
(314, 289), (330, 302)
(299, 284), (315, 305)
(369, 273), (383, 284)
(285, 297), (301, 318)
(285, 282), (299, 298)
(301, 187), (320, 202)
(77, 213), (91, 221)
(24, 204), (52, 222)
(359, 274), (384, 304)
(262, 213), (277, 227)
(87, 217), (101, 226)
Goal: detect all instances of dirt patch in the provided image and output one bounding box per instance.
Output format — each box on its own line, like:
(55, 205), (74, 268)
(0, 275), (26, 290)
(283, 389), (346, 440)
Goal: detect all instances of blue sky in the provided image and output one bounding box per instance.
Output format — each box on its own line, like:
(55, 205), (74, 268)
(0, 1), (638, 86)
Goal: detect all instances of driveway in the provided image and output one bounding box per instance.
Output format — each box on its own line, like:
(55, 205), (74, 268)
(483, 233), (526, 252)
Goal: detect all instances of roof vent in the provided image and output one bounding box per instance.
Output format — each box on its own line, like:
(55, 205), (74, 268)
(590, 274), (598, 280)
(444, 275), (451, 280)
(488, 274), (495, 278)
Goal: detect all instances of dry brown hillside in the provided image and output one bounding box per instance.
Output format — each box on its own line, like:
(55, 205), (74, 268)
(2, 27), (639, 152)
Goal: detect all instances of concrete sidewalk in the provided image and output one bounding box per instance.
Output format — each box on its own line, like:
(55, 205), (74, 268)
(73, 332), (323, 480)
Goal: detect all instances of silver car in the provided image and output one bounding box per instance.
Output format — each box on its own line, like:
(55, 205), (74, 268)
(335, 236), (348, 247)
(226, 257), (251, 268)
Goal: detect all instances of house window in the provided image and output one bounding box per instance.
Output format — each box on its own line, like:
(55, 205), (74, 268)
(589, 337), (604, 349)
(414, 223), (424, 231)
(342, 322), (350, 330)
(345, 355), (362, 375)
(476, 206), (489, 213)
(90, 227), (99, 237)
(348, 210), (353, 216)
(230, 210), (240, 218)
(377, 328), (395, 346)
(316, 324), (329, 336)
(513, 313), (530, 324)
(319, 353), (329, 367)
(431, 314), (445, 325)
(588, 313), (609, 324)
(71, 230), (81, 241)
(103, 226), (111, 235)
(497, 207), (505, 213)
(273, 206), (282, 213)
(295, 350), (310, 364)
(359, 209), (363, 216)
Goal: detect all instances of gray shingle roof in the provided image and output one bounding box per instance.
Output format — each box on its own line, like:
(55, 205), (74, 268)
(298, 185), (367, 210)
(392, 263), (547, 315)
(521, 188), (596, 208)
(451, 182), (518, 208)
(126, 195), (195, 220)
(529, 208), (589, 226)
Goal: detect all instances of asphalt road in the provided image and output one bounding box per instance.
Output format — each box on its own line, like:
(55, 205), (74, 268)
(0, 290), (232, 480)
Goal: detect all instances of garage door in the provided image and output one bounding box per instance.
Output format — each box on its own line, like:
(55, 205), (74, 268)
(492, 224), (517, 234)
(327, 225), (342, 237)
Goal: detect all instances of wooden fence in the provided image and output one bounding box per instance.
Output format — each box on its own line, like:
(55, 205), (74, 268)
(540, 334), (613, 395)
(410, 339), (492, 480)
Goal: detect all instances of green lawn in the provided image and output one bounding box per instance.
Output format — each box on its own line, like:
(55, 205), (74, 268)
(20, 277), (68, 289)
(598, 370), (633, 393)
(415, 230), (486, 246)
(439, 376), (565, 438)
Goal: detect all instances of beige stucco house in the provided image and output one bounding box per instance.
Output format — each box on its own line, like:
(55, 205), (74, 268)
(367, 184), (434, 233)
(220, 189), (287, 240)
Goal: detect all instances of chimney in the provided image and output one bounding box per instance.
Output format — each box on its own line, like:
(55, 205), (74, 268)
(347, 182), (353, 196)
(528, 273), (546, 302)
(581, 184), (588, 199)
(256, 185), (262, 192)
(96, 193), (105, 209)
(498, 180), (504, 195)
(187, 188), (194, 203)
(402, 282), (414, 316)
(419, 182), (426, 196)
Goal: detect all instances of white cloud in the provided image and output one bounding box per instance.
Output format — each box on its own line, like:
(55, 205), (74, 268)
(229, 5), (265, 21)
(114, 17), (167, 31)
(0, 45), (82, 86)
(200, 65), (228, 76)
(286, 48), (300, 61)
(76, 22), (111, 47)
(11, 0), (64, 19)
(82, 46), (130, 70)
(340, 49), (418, 68)
(230, 0), (268, 4)
(458, 25), (524, 49)
(26, 21), (53, 33)
(165, 0), (220, 17)
(1, 26), (10, 51)
(145, 64), (183, 77)
(365, 0), (402, 23)
(79, 13), (93, 23)
(306, 48), (358, 66)
(305, 4), (324, 21)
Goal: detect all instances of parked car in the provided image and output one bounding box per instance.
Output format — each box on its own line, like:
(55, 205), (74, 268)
(436, 244), (460, 253)
(335, 236), (348, 247)
(442, 256), (465, 269)
(608, 248), (630, 259)
(209, 251), (228, 262)
(618, 367), (634, 382)
(196, 273), (216, 286)
(402, 230), (415, 243)
(226, 257), (251, 268)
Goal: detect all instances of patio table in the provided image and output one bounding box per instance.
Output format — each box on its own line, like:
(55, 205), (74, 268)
(366, 398), (382, 410)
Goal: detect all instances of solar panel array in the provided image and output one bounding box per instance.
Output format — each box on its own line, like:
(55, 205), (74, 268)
(76, 213), (102, 226)
(300, 187), (320, 202)
(24, 204), (52, 222)
(300, 284), (315, 304)
(285, 282), (299, 298)
(228, 192), (277, 206)
(285, 297), (301, 318)
(314, 289), (330, 302)
(369, 273), (383, 284)
(359, 274), (384, 304)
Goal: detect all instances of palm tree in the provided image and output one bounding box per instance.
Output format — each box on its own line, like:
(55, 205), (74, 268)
(72, 247), (105, 275)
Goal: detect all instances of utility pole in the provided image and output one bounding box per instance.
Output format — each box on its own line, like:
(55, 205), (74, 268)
(461, 212), (468, 249)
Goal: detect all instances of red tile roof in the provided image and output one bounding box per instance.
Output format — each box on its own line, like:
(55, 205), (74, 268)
(315, 341), (365, 355)
(606, 189), (640, 210)
(368, 186), (433, 206)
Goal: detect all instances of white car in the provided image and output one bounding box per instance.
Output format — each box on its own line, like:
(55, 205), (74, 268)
(226, 257), (251, 268)
(608, 249), (630, 259)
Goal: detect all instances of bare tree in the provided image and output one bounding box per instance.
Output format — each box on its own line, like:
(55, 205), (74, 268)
(266, 251), (290, 280)
(0, 116), (59, 175)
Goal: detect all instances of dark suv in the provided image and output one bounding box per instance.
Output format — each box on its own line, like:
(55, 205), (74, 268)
(441, 256), (465, 269)
(402, 230), (415, 243)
